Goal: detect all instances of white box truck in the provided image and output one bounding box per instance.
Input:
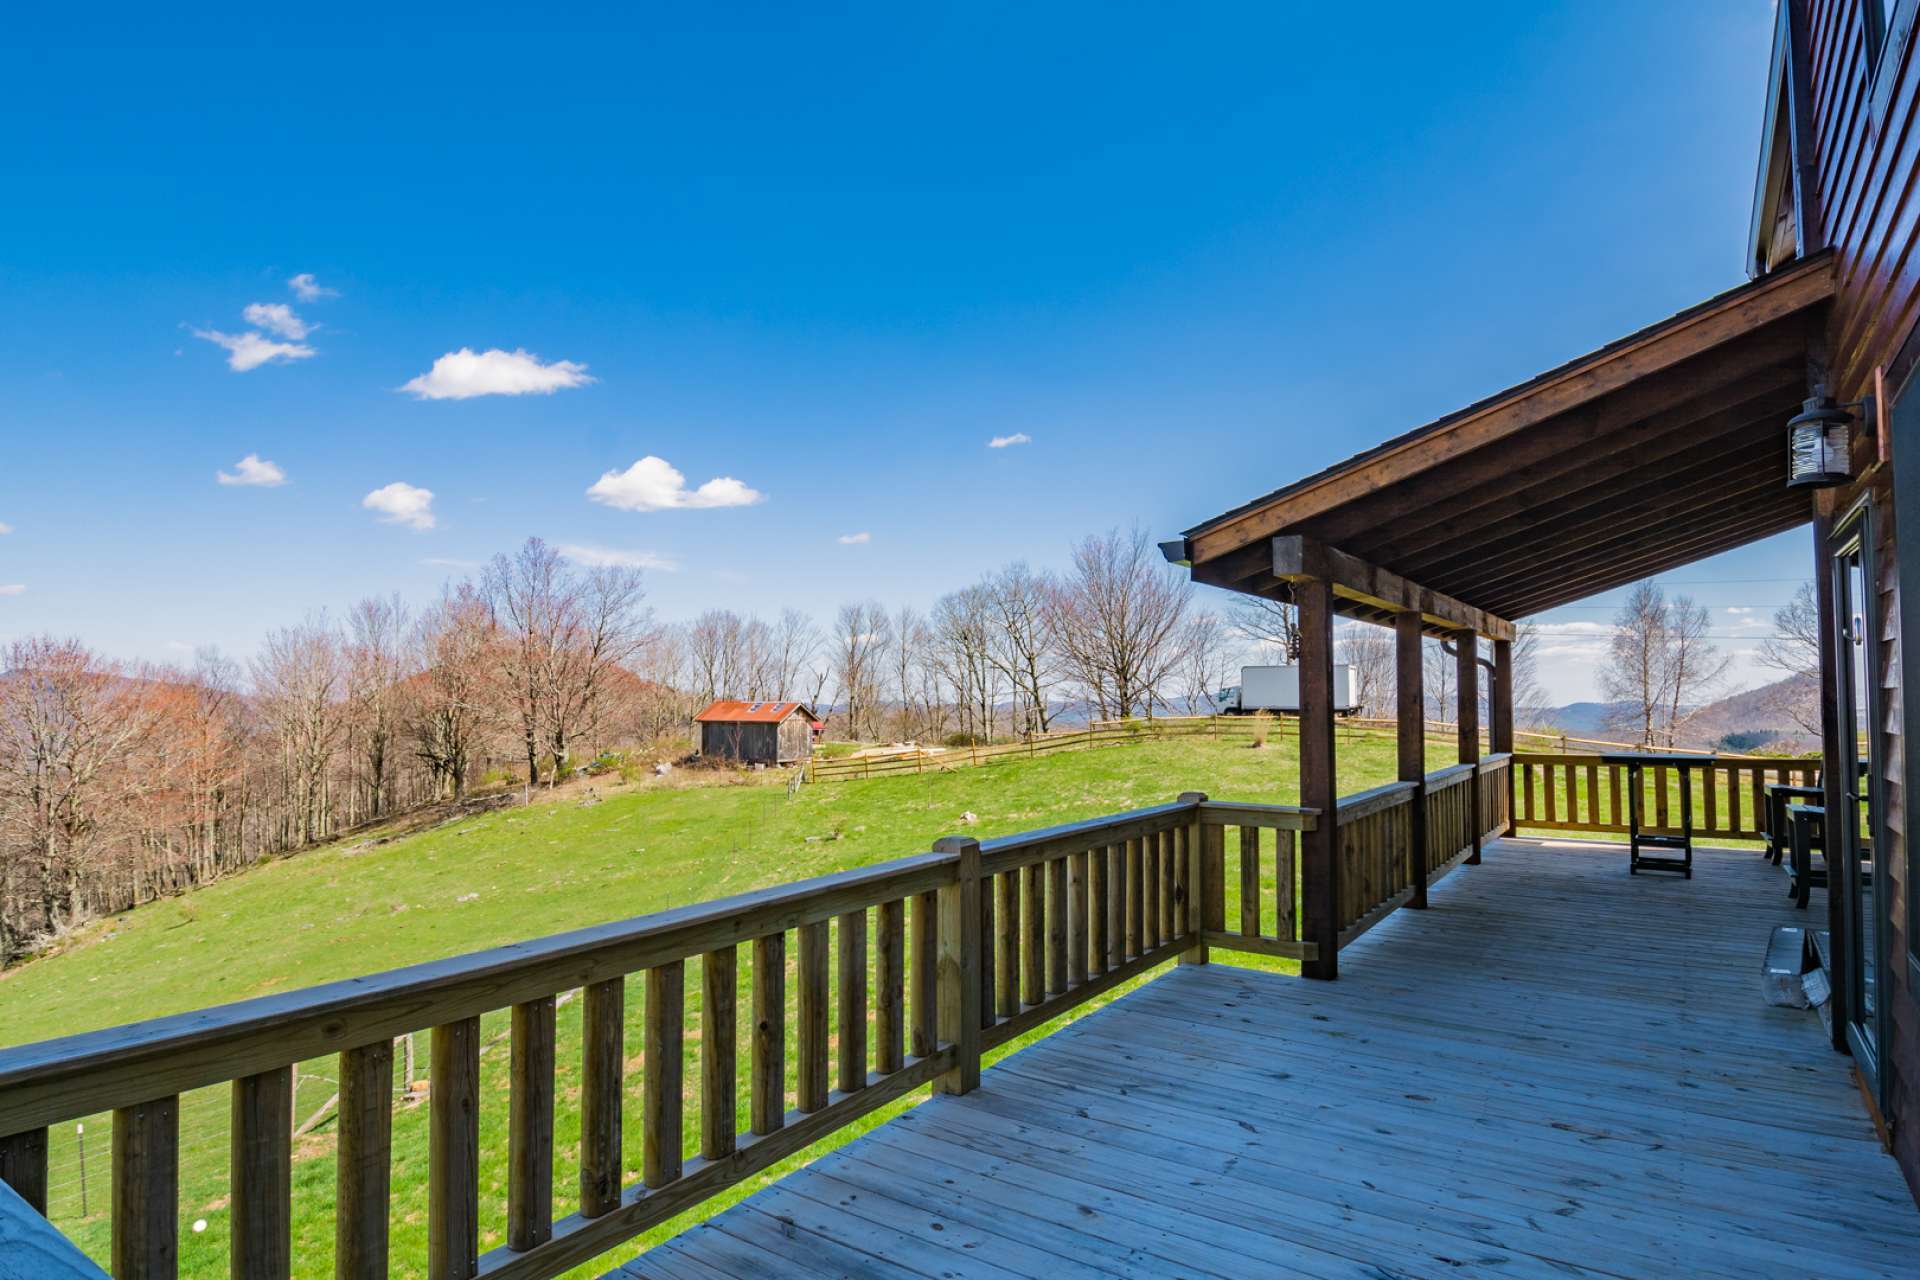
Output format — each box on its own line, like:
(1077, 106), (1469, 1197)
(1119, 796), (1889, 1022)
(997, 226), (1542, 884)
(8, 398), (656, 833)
(1212, 665), (1357, 715)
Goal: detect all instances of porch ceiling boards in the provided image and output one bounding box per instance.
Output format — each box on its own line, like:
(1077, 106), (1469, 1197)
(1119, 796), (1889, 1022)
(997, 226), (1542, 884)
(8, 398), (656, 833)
(611, 841), (1920, 1279)
(1179, 251), (1837, 621)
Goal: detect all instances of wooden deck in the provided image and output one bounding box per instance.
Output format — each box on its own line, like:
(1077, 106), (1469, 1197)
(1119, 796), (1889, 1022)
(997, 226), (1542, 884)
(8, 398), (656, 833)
(613, 838), (1920, 1279)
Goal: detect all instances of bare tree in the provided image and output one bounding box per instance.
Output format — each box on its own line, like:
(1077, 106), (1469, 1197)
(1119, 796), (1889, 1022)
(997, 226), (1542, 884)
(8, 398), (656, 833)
(1048, 526), (1196, 719)
(253, 617), (346, 846)
(771, 609), (820, 700)
(1510, 622), (1547, 730)
(833, 601), (893, 741)
(932, 587), (997, 742)
(1663, 595), (1730, 747)
(484, 538), (569, 787)
(984, 563), (1059, 735)
(1758, 581), (1822, 735)
(1423, 636), (1455, 725)
(408, 585), (495, 800)
(889, 606), (933, 740)
(1339, 623), (1396, 718)
(1232, 595), (1301, 661)
(1601, 580), (1671, 747)
(1178, 611), (1234, 716)
(345, 595), (409, 820)
(545, 563), (653, 771)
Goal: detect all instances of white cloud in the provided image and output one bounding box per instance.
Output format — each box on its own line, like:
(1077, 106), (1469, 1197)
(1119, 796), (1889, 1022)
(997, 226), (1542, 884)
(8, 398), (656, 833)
(1726, 606), (1753, 615)
(586, 456), (764, 512)
(838, 531), (871, 545)
(0, 584), (23, 597)
(363, 482), (436, 530)
(242, 302), (311, 340)
(193, 328), (315, 372)
(0, 522), (11, 535)
(988, 432), (1032, 448)
(287, 273), (338, 302)
(400, 348), (593, 400)
(556, 543), (677, 572)
(216, 454), (287, 487)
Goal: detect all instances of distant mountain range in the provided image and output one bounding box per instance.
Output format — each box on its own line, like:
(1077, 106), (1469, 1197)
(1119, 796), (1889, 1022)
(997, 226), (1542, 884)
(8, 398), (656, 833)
(1524, 673), (1819, 752)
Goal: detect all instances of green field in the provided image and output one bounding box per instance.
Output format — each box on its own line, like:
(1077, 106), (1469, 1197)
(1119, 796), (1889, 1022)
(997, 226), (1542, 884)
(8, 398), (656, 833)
(1, 724), (1414, 1277)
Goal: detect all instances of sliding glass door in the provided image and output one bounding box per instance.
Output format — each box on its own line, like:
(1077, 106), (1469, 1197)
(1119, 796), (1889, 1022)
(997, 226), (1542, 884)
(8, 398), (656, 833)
(1832, 508), (1887, 1098)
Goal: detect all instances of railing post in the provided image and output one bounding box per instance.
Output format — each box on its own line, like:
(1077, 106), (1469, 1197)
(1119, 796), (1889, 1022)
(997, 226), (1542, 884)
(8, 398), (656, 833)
(932, 836), (982, 1095)
(1491, 636), (1515, 836)
(1176, 792), (1211, 964)
(1456, 628), (1482, 865)
(1298, 576), (1340, 980)
(1395, 611), (1429, 908)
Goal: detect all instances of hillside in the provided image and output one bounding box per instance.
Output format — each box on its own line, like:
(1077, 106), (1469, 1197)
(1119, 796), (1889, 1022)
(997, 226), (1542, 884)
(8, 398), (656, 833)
(1525, 673), (1818, 751)
(2, 725), (1407, 1278)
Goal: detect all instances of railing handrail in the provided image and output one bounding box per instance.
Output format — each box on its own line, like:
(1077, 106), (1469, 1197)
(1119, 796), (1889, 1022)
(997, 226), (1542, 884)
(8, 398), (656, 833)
(1509, 748), (1820, 765)
(977, 800), (1197, 871)
(1197, 799), (1319, 828)
(0, 849), (959, 1134)
(1424, 762), (1476, 788)
(1334, 780), (1418, 822)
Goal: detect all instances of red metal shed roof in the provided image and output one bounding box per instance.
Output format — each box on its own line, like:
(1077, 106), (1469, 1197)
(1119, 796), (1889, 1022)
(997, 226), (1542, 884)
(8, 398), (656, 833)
(694, 699), (815, 724)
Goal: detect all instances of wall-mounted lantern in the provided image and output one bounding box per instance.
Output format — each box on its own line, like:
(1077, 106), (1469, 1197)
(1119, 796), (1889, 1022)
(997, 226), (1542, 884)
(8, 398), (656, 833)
(1786, 395), (1864, 488)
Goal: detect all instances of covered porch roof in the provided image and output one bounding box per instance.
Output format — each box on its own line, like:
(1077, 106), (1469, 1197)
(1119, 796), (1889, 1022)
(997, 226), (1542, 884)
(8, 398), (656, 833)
(1168, 251), (1837, 629)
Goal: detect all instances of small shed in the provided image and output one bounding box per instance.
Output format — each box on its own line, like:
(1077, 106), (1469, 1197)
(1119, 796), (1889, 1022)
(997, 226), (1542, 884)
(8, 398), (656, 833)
(694, 700), (818, 765)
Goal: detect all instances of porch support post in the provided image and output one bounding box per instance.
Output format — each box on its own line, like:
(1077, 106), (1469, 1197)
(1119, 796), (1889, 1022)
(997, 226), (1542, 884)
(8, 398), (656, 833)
(1457, 629), (1482, 865)
(1396, 612), (1428, 908)
(1298, 577), (1340, 980)
(1492, 636), (1515, 837)
(1813, 511), (1850, 1053)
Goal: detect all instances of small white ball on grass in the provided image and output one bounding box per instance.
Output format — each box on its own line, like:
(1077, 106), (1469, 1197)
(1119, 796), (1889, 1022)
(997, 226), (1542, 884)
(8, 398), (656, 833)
(193, 1219), (208, 1233)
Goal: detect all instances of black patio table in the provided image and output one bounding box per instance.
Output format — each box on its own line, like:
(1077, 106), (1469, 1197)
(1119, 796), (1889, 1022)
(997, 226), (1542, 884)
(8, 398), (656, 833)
(1599, 753), (1721, 878)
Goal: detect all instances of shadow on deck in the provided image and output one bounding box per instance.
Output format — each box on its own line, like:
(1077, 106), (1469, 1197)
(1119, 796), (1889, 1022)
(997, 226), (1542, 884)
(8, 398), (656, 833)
(614, 838), (1919, 1280)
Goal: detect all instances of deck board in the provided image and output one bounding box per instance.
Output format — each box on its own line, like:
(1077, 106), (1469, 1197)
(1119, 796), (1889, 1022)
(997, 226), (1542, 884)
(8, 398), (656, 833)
(611, 838), (1920, 1279)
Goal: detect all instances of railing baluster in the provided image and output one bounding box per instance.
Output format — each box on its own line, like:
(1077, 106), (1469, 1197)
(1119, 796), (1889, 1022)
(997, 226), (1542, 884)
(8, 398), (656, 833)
(507, 997), (556, 1252)
(1069, 851), (1089, 986)
(113, 1095), (179, 1279)
(875, 900), (905, 1074)
(836, 912), (868, 1093)
(1125, 836), (1145, 957)
(751, 933), (786, 1135)
(976, 874), (996, 1031)
(336, 1039), (392, 1280)
(580, 979), (624, 1218)
(702, 947), (737, 1161)
(231, 1066), (292, 1279)
(1142, 835), (1160, 950)
(797, 921), (830, 1112)
(911, 892), (937, 1058)
(1022, 861), (1045, 1005)
(995, 870), (1021, 1018)
(428, 1016), (480, 1280)
(1276, 827), (1295, 941)
(645, 961), (686, 1188)
(1104, 843), (1125, 970)
(1159, 829), (1178, 942)
(1087, 845), (1109, 979)
(0, 1127), (48, 1216)
(1047, 854), (1069, 995)
(1240, 826), (1261, 938)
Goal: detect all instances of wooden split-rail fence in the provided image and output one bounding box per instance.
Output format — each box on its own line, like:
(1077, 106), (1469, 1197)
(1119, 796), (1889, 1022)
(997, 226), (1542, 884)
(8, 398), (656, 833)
(2, 744), (1739, 1280)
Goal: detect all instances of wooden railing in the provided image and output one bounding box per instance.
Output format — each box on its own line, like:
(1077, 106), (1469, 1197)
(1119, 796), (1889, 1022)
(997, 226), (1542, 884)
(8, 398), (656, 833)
(0, 794), (1321, 1280)
(1512, 751), (1820, 840)
(1190, 801), (1321, 963)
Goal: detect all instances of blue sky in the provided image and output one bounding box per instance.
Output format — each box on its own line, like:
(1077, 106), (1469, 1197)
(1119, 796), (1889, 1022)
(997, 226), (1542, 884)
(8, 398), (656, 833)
(0, 2), (1802, 701)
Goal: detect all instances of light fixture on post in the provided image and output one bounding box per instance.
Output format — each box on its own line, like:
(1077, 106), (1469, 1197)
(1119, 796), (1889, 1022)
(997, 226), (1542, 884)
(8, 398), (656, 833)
(1785, 394), (1867, 488)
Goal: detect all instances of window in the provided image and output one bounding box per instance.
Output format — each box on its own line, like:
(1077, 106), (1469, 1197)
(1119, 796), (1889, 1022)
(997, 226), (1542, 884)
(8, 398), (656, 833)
(1866, 1), (1917, 130)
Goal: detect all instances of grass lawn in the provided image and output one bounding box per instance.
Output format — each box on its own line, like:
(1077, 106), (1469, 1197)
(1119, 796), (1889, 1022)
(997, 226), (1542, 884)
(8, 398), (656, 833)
(1, 722), (1425, 1277)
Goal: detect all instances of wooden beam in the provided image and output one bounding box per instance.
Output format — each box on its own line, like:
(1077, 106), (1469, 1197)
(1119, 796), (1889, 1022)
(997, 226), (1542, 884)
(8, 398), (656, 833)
(1186, 253), (1833, 562)
(1492, 504), (1811, 617)
(1297, 578), (1339, 980)
(1395, 612), (1428, 910)
(1368, 384), (1802, 570)
(1271, 536), (1514, 640)
(1310, 347), (1806, 551)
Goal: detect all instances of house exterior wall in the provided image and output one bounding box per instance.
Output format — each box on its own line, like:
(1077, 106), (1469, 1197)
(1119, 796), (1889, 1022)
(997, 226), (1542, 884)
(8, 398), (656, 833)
(701, 716), (809, 764)
(1803, 0), (1920, 1201)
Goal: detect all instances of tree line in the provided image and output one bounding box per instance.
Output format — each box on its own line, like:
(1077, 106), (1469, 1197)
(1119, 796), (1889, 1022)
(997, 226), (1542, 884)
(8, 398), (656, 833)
(0, 519), (1561, 965)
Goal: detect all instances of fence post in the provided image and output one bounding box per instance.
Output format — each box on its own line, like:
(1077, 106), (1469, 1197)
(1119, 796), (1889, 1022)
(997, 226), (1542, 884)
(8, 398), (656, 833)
(932, 837), (982, 1096)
